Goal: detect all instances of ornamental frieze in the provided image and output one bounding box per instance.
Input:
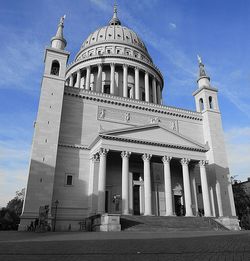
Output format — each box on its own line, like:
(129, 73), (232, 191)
(97, 106), (178, 132)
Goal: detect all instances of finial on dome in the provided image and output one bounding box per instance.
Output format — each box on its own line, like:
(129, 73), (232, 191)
(51, 15), (67, 50)
(109, 0), (121, 26)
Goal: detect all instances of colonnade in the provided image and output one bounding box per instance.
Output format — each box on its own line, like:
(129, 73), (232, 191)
(67, 63), (162, 104)
(91, 149), (216, 217)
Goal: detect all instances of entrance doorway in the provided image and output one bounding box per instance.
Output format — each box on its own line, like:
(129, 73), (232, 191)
(174, 195), (184, 216)
(133, 185), (140, 215)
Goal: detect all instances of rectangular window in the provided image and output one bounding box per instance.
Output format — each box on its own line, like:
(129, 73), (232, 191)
(142, 91), (145, 101)
(198, 185), (202, 194)
(65, 174), (73, 186)
(103, 84), (110, 94)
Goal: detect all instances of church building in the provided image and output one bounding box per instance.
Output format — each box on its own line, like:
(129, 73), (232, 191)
(20, 5), (239, 231)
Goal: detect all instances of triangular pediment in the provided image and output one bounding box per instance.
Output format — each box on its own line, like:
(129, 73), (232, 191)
(100, 124), (207, 151)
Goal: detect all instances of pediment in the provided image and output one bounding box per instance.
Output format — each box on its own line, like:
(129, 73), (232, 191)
(100, 124), (207, 151)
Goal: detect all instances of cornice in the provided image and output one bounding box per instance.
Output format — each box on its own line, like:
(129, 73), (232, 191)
(192, 86), (218, 96)
(58, 143), (89, 150)
(99, 134), (208, 152)
(64, 86), (203, 121)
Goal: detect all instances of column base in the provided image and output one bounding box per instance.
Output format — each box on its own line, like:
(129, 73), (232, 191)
(185, 214), (194, 217)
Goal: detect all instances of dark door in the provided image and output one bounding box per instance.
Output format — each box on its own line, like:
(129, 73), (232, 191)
(174, 195), (182, 216)
(133, 185), (140, 215)
(105, 190), (109, 213)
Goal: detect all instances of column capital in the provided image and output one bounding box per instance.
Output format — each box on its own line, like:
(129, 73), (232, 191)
(199, 160), (209, 167)
(134, 66), (139, 71)
(142, 153), (152, 162)
(91, 153), (99, 162)
(110, 63), (115, 67)
(162, 156), (172, 163)
(123, 64), (128, 69)
(180, 158), (190, 166)
(98, 63), (103, 69)
(121, 151), (131, 158)
(98, 148), (109, 156)
(86, 65), (91, 70)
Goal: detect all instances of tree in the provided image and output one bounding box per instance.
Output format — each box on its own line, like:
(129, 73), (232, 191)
(6, 188), (25, 216)
(232, 179), (250, 229)
(0, 189), (25, 230)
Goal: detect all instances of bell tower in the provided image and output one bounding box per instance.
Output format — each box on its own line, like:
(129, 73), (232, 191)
(19, 16), (70, 230)
(193, 56), (237, 224)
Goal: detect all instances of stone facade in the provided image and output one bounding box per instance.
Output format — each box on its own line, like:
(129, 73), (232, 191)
(19, 6), (239, 231)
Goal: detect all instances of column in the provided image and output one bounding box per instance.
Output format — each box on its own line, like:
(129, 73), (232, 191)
(216, 180), (223, 217)
(157, 83), (161, 105)
(97, 148), (109, 213)
(135, 67), (140, 100)
(88, 154), (99, 214)
(139, 177), (144, 215)
(69, 75), (73, 87)
(96, 64), (103, 93)
(121, 151), (131, 215)
(210, 187), (216, 217)
(162, 156), (173, 216)
(145, 72), (149, 102)
(199, 160), (212, 216)
(181, 158), (193, 216)
(123, 64), (128, 98)
(110, 63), (115, 95)
(75, 70), (81, 88)
(142, 153), (152, 215)
(85, 66), (91, 90)
(191, 173), (198, 216)
(129, 172), (133, 214)
(152, 77), (157, 104)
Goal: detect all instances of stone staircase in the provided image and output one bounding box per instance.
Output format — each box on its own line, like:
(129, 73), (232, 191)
(120, 215), (229, 232)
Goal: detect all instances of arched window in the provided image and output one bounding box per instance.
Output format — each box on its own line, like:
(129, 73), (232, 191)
(50, 60), (60, 76)
(209, 96), (213, 109)
(199, 98), (204, 111)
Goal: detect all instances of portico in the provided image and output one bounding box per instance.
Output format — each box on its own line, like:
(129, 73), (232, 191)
(88, 124), (212, 218)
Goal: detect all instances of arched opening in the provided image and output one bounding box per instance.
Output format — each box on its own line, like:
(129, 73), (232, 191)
(50, 60), (60, 76)
(199, 98), (204, 111)
(209, 96), (213, 109)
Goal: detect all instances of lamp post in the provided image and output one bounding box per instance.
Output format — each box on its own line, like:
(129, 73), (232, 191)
(53, 200), (59, 232)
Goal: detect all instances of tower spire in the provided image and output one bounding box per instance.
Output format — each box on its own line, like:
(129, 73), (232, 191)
(51, 15), (67, 50)
(197, 55), (211, 88)
(197, 55), (210, 80)
(109, 1), (121, 26)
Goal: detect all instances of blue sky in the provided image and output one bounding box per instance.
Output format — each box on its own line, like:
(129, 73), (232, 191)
(0, 0), (249, 207)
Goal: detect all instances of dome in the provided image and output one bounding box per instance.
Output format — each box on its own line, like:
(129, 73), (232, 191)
(80, 25), (148, 54)
(66, 4), (164, 106)
(75, 4), (152, 62)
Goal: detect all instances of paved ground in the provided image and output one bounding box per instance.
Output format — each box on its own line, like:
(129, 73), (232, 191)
(0, 230), (250, 260)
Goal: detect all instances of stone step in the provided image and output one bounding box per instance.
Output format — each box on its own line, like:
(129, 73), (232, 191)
(120, 215), (227, 232)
